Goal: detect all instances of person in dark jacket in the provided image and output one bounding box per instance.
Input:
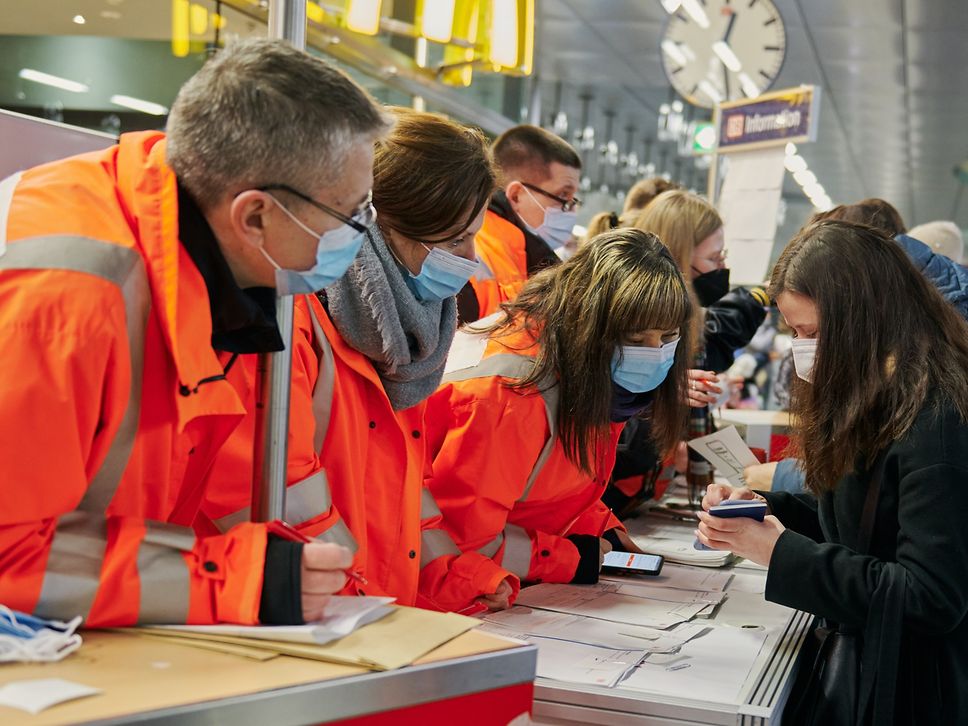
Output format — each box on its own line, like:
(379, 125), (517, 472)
(698, 219), (968, 726)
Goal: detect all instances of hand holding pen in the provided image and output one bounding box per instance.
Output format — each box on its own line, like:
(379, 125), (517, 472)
(267, 520), (368, 622)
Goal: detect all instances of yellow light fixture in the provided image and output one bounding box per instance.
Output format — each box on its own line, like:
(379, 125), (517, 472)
(189, 2), (208, 35)
(346, 0), (383, 35)
(307, 2), (325, 24)
(484, 0), (533, 73)
(171, 0), (190, 58)
(418, 0), (457, 43)
(488, 0), (518, 67)
(441, 0), (480, 86)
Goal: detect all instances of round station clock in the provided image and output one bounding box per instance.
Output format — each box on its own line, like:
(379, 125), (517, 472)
(660, 0), (787, 109)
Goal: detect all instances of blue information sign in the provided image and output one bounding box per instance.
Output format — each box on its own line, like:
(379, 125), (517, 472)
(716, 86), (821, 153)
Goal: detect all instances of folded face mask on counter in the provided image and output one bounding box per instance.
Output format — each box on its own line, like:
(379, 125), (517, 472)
(0, 606), (83, 663)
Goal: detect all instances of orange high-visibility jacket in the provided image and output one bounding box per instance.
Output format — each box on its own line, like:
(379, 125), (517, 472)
(469, 210), (529, 318)
(0, 132), (270, 627)
(203, 295), (511, 609)
(424, 321), (625, 594)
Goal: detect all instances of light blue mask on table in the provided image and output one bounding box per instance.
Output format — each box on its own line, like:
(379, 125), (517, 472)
(611, 339), (679, 393)
(262, 195), (367, 295)
(0, 605), (83, 662)
(409, 244), (480, 302)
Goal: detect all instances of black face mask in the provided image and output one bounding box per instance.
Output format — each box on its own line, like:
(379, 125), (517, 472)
(692, 267), (731, 307)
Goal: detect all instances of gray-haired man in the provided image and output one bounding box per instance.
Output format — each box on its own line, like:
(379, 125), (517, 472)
(0, 39), (389, 626)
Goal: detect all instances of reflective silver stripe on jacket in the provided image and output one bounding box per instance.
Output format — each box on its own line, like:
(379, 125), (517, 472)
(214, 469), (358, 552)
(419, 488), (461, 568)
(0, 234), (159, 620)
(442, 352), (560, 503)
(497, 524), (532, 578)
(307, 302), (337, 454)
(137, 522), (194, 623)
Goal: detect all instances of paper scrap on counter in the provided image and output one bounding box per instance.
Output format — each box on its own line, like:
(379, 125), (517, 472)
(154, 596), (395, 645)
(514, 583), (706, 629)
(621, 624), (769, 704)
(476, 625), (647, 688)
(0, 678), (101, 715)
(686, 426), (760, 486)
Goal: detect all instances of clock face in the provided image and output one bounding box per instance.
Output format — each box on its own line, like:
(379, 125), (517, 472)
(660, 0), (787, 109)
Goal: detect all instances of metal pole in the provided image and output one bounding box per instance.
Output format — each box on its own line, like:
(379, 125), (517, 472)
(251, 0), (306, 523)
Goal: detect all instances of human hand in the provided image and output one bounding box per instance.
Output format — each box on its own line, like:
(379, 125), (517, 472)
(701, 483), (768, 511)
(686, 369), (722, 408)
(598, 537), (613, 568)
(301, 542), (353, 622)
(477, 577), (515, 611)
(609, 529), (644, 554)
(743, 461), (780, 490)
(695, 512), (785, 567)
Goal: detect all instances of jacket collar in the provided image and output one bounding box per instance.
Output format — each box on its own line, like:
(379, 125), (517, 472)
(114, 131), (246, 428)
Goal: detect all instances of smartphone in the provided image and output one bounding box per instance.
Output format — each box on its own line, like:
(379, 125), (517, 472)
(601, 551), (664, 577)
(694, 499), (769, 550)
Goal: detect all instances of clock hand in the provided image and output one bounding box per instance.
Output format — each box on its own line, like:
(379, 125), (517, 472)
(722, 12), (737, 43)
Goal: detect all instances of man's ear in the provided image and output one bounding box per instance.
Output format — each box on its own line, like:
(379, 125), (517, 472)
(505, 180), (525, 207)
(229, 190), (273, 250)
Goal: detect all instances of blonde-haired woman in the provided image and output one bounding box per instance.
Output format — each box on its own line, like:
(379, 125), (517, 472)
(421, 229), (692, 611)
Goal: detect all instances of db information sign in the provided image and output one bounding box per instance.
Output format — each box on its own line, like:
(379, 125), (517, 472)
(716, 85), (821, 153)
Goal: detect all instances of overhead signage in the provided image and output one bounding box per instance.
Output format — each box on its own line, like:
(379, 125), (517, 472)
(715, 85), (821, 154)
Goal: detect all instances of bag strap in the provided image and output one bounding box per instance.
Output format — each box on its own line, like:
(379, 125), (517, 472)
(856, 451), (887, 555)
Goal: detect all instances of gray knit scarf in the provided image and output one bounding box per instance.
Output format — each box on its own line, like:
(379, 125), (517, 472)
(325, 223), (457, 410)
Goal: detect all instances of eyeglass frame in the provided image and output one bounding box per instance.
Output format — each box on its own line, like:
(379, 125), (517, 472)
(520, 181), (582, 213)
(257, 184), (376, 234)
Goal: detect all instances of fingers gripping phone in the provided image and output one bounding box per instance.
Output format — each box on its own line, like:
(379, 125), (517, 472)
(601, 551), (664, 576)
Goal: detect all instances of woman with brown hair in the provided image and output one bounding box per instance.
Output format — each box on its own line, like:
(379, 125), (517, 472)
(421, 229), (692, 610)
(203, 107), (502, 616)
(698, 219), (968, 725)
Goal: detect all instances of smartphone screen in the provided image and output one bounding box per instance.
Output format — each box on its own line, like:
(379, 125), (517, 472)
(602, 551), (664, 575)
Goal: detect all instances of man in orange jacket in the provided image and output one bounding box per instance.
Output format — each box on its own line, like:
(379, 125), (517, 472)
(0, 39), (390, 626)
(457, 125), (582, 322)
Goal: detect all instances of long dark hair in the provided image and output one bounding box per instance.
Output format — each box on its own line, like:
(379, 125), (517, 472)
(770, 219), (968, 492)
(486, 228), (693, 474)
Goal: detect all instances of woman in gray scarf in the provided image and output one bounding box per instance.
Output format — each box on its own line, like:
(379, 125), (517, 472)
(204, 108), (497, 615)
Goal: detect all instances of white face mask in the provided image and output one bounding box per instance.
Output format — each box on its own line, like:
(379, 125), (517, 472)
(520, 186), (577, 248)
(791, 337), (817, 382)
(0, 606), (83, 663)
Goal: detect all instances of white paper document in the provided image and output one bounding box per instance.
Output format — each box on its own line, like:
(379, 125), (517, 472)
(606, 580), (727, 607)
(621, 624), (769, 704)
(0, 678), (101, 715)
(514, 583), (707, 629)
(155, 596), (395, 645)
(686, 426), (760, 486)
(630, 535), (733, 568)
(476, 626), (648, 688)
(638, 563), (733, 593)
(481, 607), (709, 654)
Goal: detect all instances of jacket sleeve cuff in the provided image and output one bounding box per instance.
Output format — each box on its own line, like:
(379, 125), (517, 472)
(602, 528), (624, 551)
(259, 536), (304, 625)
(567, 534), (601, 584)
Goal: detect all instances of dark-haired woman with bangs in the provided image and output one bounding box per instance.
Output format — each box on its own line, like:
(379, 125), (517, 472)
(697, 219), (968, 725)
(422, 229), (692, 612)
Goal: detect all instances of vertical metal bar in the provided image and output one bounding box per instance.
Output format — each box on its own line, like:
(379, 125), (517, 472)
(251, 0), (306, 523)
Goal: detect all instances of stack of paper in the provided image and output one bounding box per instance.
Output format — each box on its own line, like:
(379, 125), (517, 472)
(130, 600), (480, 671)
(155, 596), (395, 646)
(629, 535), (733, 568)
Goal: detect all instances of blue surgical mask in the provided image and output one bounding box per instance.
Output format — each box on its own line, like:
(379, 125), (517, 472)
(611, 339), (679, 393)
(522, 187), (577, 248)
(408, 244), (480, 302)
(262, 194), (366, 295)
(0, 606), (83, 663)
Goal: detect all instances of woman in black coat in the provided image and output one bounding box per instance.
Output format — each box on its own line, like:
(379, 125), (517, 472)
(697, 219), (968, 725)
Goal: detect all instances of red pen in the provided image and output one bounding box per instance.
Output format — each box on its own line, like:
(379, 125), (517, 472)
(266, 519), (368, 585)
(598, 507), (614, 537)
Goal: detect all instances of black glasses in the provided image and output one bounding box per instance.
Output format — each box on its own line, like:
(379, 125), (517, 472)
(521, 182), (582, 212)
(258, 184), (376, 234)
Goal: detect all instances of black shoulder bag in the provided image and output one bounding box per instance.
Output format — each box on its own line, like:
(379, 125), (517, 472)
(786, 453), (903, 726)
